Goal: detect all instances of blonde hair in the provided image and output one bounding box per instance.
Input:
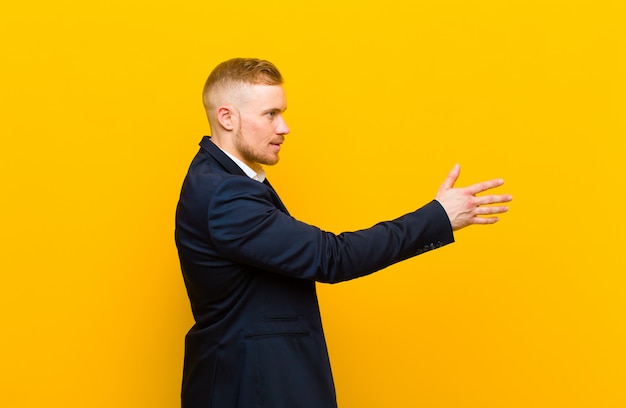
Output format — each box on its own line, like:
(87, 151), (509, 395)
(202, 58), (284, 113)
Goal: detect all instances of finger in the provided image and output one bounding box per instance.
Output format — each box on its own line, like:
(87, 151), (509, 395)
(474, 194), (513, 206)
(471, 216), (499, 225)
(466, 178), (505, 196)
(474, 205), (510, 215)
(439, 164), (461, 190)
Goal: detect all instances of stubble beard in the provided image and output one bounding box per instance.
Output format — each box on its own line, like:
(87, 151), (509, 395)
(234, 128), (279, 167)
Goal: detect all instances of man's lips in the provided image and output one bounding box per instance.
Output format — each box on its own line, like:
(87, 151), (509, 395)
(270, 140), (284, 150)
(270, 142), (283, 153)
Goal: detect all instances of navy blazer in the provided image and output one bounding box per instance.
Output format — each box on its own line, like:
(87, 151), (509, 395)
(175, 137), (454, 407)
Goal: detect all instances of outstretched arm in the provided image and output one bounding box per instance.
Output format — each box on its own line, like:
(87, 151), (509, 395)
(435, 164), (512, 231)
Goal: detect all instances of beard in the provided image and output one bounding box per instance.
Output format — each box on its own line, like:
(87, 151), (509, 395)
(234, 128), (280, 167)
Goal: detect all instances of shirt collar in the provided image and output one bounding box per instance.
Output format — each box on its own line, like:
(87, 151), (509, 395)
(221, 150), (266, 182)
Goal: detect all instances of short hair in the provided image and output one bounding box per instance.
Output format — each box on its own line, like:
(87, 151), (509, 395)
(202, 58), (284, 112)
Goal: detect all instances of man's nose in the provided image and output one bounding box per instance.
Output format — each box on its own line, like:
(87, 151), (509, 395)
(276, 117), (290, 135)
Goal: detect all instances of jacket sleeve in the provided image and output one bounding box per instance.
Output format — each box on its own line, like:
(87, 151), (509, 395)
(207, 177), (454, 284)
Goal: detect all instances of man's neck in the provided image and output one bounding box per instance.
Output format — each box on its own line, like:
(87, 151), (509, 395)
(219, 148), (266, 182)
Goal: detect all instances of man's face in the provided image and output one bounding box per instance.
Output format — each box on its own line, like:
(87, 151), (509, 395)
(233, 84), (289, 170)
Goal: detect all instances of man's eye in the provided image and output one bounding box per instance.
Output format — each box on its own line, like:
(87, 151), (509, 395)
(267, 112), (275, 118)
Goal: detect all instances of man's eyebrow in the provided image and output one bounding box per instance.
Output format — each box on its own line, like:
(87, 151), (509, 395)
(263, 107), (287, 113)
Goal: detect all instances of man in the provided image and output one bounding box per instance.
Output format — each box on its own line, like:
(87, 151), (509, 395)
(175, 58), (512, 407)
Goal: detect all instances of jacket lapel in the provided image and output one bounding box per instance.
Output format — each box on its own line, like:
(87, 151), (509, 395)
(263, 178), (290, 215)
(200, 136), (291, 215)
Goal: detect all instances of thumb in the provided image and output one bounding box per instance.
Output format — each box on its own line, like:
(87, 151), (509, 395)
(439, 164), (461, 191)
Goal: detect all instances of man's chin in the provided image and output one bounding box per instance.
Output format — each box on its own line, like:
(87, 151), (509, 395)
(261, 156), (280, 166)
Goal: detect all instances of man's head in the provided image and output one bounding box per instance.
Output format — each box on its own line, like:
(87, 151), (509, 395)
(202, 58), (283, 112)
(203, 58), (289, 170)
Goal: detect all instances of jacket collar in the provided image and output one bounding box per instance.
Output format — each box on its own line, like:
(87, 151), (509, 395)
(198, 136), (289, 214)
(199, 136), (247, 177)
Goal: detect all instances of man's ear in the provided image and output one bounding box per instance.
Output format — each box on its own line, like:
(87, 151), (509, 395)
(216, 105), (236, 131)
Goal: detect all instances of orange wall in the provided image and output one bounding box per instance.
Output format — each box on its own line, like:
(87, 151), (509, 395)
(1, 1), (625, 407)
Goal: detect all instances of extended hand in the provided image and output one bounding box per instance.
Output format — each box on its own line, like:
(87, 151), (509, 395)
(435, 164), (512, 231)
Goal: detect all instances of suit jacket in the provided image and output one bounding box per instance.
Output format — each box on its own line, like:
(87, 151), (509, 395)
(175, 136), (455, 408)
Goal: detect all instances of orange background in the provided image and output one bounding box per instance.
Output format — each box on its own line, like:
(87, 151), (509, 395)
(1, 1), (624, 406)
